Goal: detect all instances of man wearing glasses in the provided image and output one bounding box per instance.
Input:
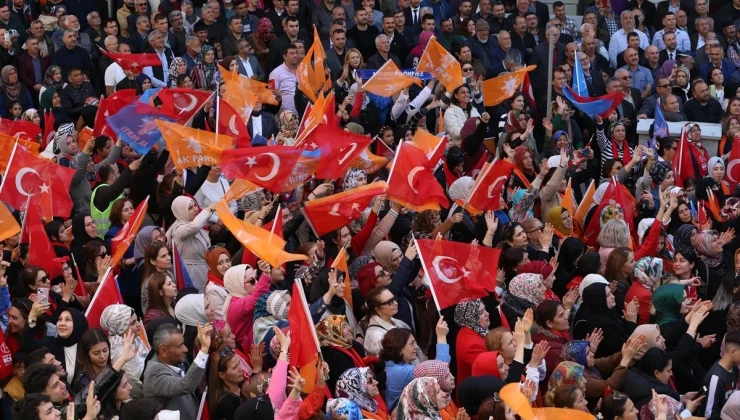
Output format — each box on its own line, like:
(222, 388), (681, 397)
(116, 0), (137, 38)
(637, 77), (682, 119)
(126, 0), (151, 41)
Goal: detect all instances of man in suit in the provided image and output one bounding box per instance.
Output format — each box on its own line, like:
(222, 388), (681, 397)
(142, 30), (174, 88)
(325, 28), (347, 79)
(404, 0), (423, 33)
(143, 324), (211, 420)
(510, 14), (535, 59)
(235, 38), (265, 80)
(528, 19), (565, 98)
(18, 37), (51, 100)
(658, 32), (682, 66)
(579, 52), (606, 96)
(613, 70), (640, 140)
(637, 76), (683, 118)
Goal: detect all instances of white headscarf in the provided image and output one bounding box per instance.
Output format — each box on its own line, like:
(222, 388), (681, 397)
(447, 176), (475, 220)
(166, 196), (210, 250)
(174, 294), (207, 327)
(579, 273), (608, 298)
(222, 264), (253, 315)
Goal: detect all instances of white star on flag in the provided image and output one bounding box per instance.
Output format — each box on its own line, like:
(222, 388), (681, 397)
(309, 142), (319, 150)
(502, 76), (519, 96)
(246, 156), (257, 167)
(39, 184), (50, 194)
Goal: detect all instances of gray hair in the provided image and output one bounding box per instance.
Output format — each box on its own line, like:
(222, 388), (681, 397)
(136, 15), (149, 26)
(545, 19), (560, 32)
(597, 219), (630, 248)
(63, 28), (77, 38)
(580, 22), (592, 33)
(185, 35), (199, 46)
(620, 10), (634, 20)
(147, 29), (163, 42)
(374, 34), (388, 47)
(86, 11), (99, 22)
(152, 325), (182, 351)
(168, 10), (182, 21)
(503, 49), (523, 66)
(420, 6), (432, 16)
(104, 35), (117, 47)
(202, 3), (214, 13)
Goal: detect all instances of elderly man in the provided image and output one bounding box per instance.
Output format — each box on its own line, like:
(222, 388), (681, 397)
(23, 20), (54, 57)
(143, 30), (174, 88)
(467, 20), (497, 74)
(637, 77), (681, 118)
(652, 12), (690, 51)
(700, 43), (737, 81)
(104, 36), (127, 95)
(53, 15), (94, 57)
(609, 10), (650, 68)
(84, 11), (103, 44)
(366, 33), (401, 69)
(661, 94), (687, 121)
(691, 16), (711, 51)
(18, 36), (50, 97)
(529, 19), (565, 96)
(182, 35), (201, 74)
(168, 11), (187, 56)
(644, 45), (661, 78)
(129, 15), (151, 53)
(52, 29), (93, 80)
(579, 52), (606, 95)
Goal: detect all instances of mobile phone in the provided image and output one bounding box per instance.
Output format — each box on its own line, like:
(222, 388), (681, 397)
(37, 287), (49, 305)
(3, 33), (9, 42)
(692, 386), (708, 401)
(578, 148), (592, 158)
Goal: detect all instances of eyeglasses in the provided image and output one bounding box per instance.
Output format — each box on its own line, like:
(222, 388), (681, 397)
(620, 75), (632, 80)
(38, 276), (49, 284)
(380, 296), (397, 306)
(657, 84), (670, 88)
(462, 67), (474, 71)
(375, 269), (389, 280)
(219, 345), (235, 358)
(525, 226), (544, 234)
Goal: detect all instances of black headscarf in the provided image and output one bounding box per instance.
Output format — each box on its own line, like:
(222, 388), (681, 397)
(309, 269), (347, 315)
(553, 237), (585, 297)
(458, 376), (505, 415)
(54, 308), (89, 348)
(235, 395), (275, 420)
(71, 213), (95, 248)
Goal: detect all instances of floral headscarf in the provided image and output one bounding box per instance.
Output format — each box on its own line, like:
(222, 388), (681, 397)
(600, 204), (624, 228)
(548, 361), (585, 390)
(508, 273), (544, 305)
(256, 17), (275, 41)
(343, 168), (366, 191)
(633, 257), (663, 291)
(326, 398), (363, 420)
(639, 394), (683, 420)
(454, 299), (487, 337)
(396, 377), (443, 420)
(209, 319), (226, 352)
(316, 315), (352, 349)
(168, 57), (186, 87)
(21, 108), (38, 122)
(695, 230), (723, 267)
(335, 367), (379, 413)
(277, 110), (298, 137)
(414, 360), (453, 394)
(1, 65), (21, 101)
(196, 45), (219, 90)
(412, 210), (440, 236)
(43, 65), (62, 89)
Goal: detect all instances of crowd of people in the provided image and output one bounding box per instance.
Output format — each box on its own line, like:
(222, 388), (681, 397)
(3, 0), (740, 419)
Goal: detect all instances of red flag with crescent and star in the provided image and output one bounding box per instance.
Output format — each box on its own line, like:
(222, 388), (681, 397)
(99, 48), (162, 74)
(726, 133), (740, 189)
(0, 117), (42, 142)
(386, 142), (448, 212)
(216, 98), (251, 148)
(93, 89), (137, 139)
(301, 182), (387, 237)
(303, 123), (375, 179)
(416, 238), (498, 310)
(111, 197), (149, 269)
(220, 146), (304, 193)
(0, 144), (74, 219)
(85, 267), (124, 329)
(21, 202), (63, 278)
(155, 88), (214, 124)
(464, 158), (515, 215)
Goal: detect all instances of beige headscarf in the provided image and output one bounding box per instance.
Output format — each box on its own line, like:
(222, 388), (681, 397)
(222, 264), (254, 315)
(630, 324), (663, 360)
(166, 196), (210, 250)
(374, 241), (401, 274)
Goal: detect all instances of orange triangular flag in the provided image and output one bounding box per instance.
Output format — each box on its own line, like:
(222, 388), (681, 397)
(297, 44), (318, 102)
(416, 37), (463, 92)
(332, 246), (352, 310)
(481, 65), (537, 106)
(363, 59), (422, 97)
(410, 128), (444, 157)
(156, 120), (229, 169)
(574, 179), (595, 226)
(220, 65), (278, 106)
(0, 134), (39, 173)
(349, 148), (389, 174)
(561, 178), (574, 217)
(0, 202), (20, 242)
(223, 179), (260, 205)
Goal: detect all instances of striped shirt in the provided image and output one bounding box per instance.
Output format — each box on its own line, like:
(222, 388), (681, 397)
(596, 124), (634, 179)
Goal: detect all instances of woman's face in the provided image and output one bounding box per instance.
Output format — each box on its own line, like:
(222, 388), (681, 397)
(65, 136), (78, 155)
(53, 68), (62, 82)
(654, 359), (673, 384)
(504, 404), (516, 420)
(34, 270), (49, 290)
(455, 87), (470, 105)
(229, 59), (238, 72)
(348, 52), (361, 68)
(52, 92), (61, 107)
(389, 249), (403, 272)
(160, 276), (178, 299)
(115, 375), (132, 402)
(374, 265), (392, 288)
(204, 296), (216, 321)
(712, 162), (725, 181)
(467, 19), (475, 34)
(676, 71), (687, 86)
(88, 341), (109, 369)
(121, 200), (134, 223)
(405, 129), (413, 142)
(187, 199), (198, 220)
(141, 78), (152, 90)
(253, 98), (263, 112)
(673, 252), (694, 277)
(57, 226), (68, 242)
(678, 203), (691, 222)
(401, 334), (418, 363)
(376, 290), (398, 318)
(220, 324), (237, 348)
(710, 233), (723, 254)
(243, 268), (258, 295)
(543, 271), (556, 290)
(679, 291), (691, 314)
(204, 49), (215, 63)
(478, 302), (490, 329)
(56, 310), (73, 339)
(177, 60), (187, 75)
(561, 210), (573, 229)
(221, 356), (244, 384)
(435, 383), (449, 409)
(711, 68), (724, 85)
(499, 331), (516, 359)
(83, 216), (96, 238)
(605, 286), (616, 309)
(622, 252), (636, 275)
(730, 118), (740, 131)
(8, 307), (26, 334)
(153, 247), (172, 271)
(511, 226), (528, 248)
(11, 104), (21, 116)
(512, 96), (525, 111)
(125, 314), (140, 338)
(181, 76), (193, 88)
(341, 323), (353, 341)
(572, 389), (587, 412)
(151, 228), (164, 244)
(355, 172), (367, 188)
(620, 399), (639, 420)
(556, 134), (569, 151)
(612, 124), (626, 141)
(731, 100), (740, 117)
(367, 375), (380, 397)
(690, 126), (702, 142)
(496, 354), (510, 379)
(217, 253), (231, 275)
(32, 113), (40, 125)
(549, 305), (569, 331)
(517, 113), (527, 127)
(521, 151), (533, 170)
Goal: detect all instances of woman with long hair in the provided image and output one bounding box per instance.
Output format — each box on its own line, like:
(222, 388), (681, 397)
(604, 247), (636, 313)
(363, 286), (411, 356)
(207, 346), (248, 420)
(444, 85), (481, 142)
(70, 214), (97, 275)
(142, 272), (177, 326)
(140, 241), (172, 314)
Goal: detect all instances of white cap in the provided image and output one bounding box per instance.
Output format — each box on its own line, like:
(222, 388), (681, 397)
(547, 155), (561, 168)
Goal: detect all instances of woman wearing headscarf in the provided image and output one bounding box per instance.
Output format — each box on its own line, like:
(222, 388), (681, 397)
(546, 206), (573, 238)
(694, 230), (730, 299)
(174, 292), (209, 357)
(134, 73), (152, 94)
(317, 316), (369, 392)
(454, 299), (490, 390)
(445, 177), (478, 243)
(0, 61), (32, 113)
(309, 269), (362, 339)
(509, 145), (539, 192)
(370, 241), (420, 332)
(39, 65), (63, 100)
(499, 273), (546, 329)
(414, 360), (459, 420)
(573, 281), (638, 358)
(673, 224), (698, 251)
(133, 226), (165, 270)
(167, 57), (187, 87)
(626, 257), (663, 324)
(547, 361), (587, 393)
(165, 196), (212, 291)
(223, 263), (272, 352)
(622, 348), (681, 410)
(205, 246), (231, 320)
(335, 367), (389, 420)
(553, 237), (586, 298)
(275, 110), (298, 145)
(190, 44), (220, 91)
(395, 377), (448, 420)
(252, 291), (291, 349)
(100, 304), (148, 398)
(501, 110), (539, 162)
(54, 122), (77, 167)
(23, 307), (88, 382)
(652, 284), (692, 348)
(249, 18), (275, 73)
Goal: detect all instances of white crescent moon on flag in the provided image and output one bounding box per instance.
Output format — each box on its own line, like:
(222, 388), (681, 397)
(487, 176), (509, 198)
(15, 168), (40, 196)
(254, 153), (280, 181)
(407, 166), (423, 194)
(228, 115), (239, 135)
(432, 256), (464, 284)
(338, 143), (358, 165)
(177, 94), (198, 114)
(728, 159), (740, 183)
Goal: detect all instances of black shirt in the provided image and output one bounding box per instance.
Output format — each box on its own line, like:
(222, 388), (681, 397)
(346, 24), (380, 61)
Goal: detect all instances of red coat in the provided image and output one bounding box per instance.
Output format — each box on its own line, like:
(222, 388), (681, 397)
(455, 327), (487, 396)
(626, 282), (653, 325)
(531, 329), (569, 384)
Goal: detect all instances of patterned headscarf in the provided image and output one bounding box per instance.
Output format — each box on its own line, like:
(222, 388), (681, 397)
(100, 304), (135, 359)
(256, 17), (275, 41)
(241, 189), (265, 212)
(326, 398), (363, 420)
(505, 110), (525, 132)
(633, 257), (663, 291)
(649, 161), (672, 185)
(508, 273), (544, 305)
(600, 204), (624, 228)
(561, 340), (602, 380)
(316, 315), (352, 349)
(454, 299), (487, 337)
(674, 225), (697, 250)
(43, 65), (62, 89)
(639, 394), (683, 420)
(343, 169), (366, 191)
(548, 361), (585, 391)
(335, 367), (379, 413)
(412, 211), (440, 236)
(197, 45), (219, 90)
(695, 230), (723, 267)
(209, 319), (226, 352)
(54, 122), (77, 156)
(728, 302), (740, 333)
(414, 360), (453, 394)
(21, 108), (38, 122)
(396, 377), (443, 420)
(168, 57), (186, 87)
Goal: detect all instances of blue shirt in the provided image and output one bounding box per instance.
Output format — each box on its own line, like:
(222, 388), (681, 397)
(621, 65), (654, 92)
(385, 343), (451, 411)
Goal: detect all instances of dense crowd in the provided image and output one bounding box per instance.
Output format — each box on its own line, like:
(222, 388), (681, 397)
(4, 0), (740, 419)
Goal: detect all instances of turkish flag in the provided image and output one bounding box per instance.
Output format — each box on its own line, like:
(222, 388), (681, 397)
(387, 142), (448, 212)
(217, 98), (251, 148)
(304, 123), (374, 179)
(301, 182), (387, 237)
(288, 280), (321, 393)
(0, 134), (39, 172)
(0, 118), (41, 141)
(220, 146), (303, 193)
(156, 88), (213, 124)
(416, 239), (497, 310)
(464, 158), (514, 216)
(672, 125), (698, 188)
(21, 203), (63, 278)
(85, 268), (124, 329)
(111, 197), (148, 269)
(296, 92), (334, 145)
(99, 48), (162, 74)
(93, 89), (137, 139)
(726, 133), (740, 189)
(241, 205), (284, 266)
(0, 144), (74, 219)
(582, 178), (635, 247)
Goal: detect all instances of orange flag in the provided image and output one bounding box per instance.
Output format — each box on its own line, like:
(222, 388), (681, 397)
(296, 27), (327, 102)
(416, 37), (463, 92)
(481, 65), (537, 106)
(0, 134), (39, 173)
(410, 128), (445, 157)
(312, 26), (326, 88)
(0, 202), (19, 242)
(332, 246), (352, 310)
(574, 179), (595, 226)
(349, 148), (389, 174)
(295, 92), (333, 145)
(223, 179), (260, 203)
(156, 120), (229, 169)
(221, 72), (260, 121)
(220, 65), (278, 106)
(215, 200), (308, 267)
(363, 59), (422, 97)
(561, 178), (574, 217)
(111, 197), (148, 268)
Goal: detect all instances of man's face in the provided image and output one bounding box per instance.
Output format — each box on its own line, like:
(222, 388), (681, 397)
(696, 0), (707, 14)
(583, 36), (596, 53)
(284, 47), (299, 65)
(617, 70), (631, 87)
(676, 10), (687, 27)
(332, 31), (345, 49)
(695, 82), (710, 101)
(150, 32), (164, 49)
(393, 12), (405, 27)
(627, 35), (639, 49)
(566, 43), (577, 60)
(410, 0), (421, 7)
(515, 16), (526, 32)
(63, 32), (76, 48)
(355, 9), (367, 25)
(656, 78), (671, 96)
(45, 374), (69, 403)
(135, 0), (147, 14)
(163, 333), (188, 364)
(441, 19), (453, 34)
(422, 18), (435, 31)
(608, 80), (621, 92)
(697, 19), (709, 35)
(362, 0), (375, 8)
(625, 48), (638, 66)
(105, 20), (119, 35)
(229, 18), (242, 34)
(377, 36), (390, 53)
(664, 33), (676, 50)
(517, 0), (528, 13)
(553, 71), (565, 86)
(709, 46), (722, 64)
(493, 4), (505, 18)
(525, 15), (537, 29)
(68, 70), (83, 86)
(88, 12), (101, 27)
(477, 28), (488, 41)
(156, 18), (168, 33)
(12, 0), (23, 7)
(621, 12), (634, 29)
(646, 46), (659, 64)
(119, 43), (131, 54)
(195, 29), (207, 42)
(460, 1), (472, 16)
(287, 0), (299, 14)
(66, 16), (80, 31)
(332, 7), (345, 20)
(137, 18), (150, 32)
(31, 22), (44, 37)
(37, 401), (61, 420)
(0, 7), (10, 21)
(459, 46), (471, 61)
(584, 13), (597, 26)
(479, 0), (491, 13)
(725, 24), (737, 39)
(498, 31), (511, 49)
(553, 5), (565, 19)
(287, 20), (299, 36)
(27, 38), (39, 54)
(236, 2), (247, 16)
(382, 17), (394, 33)
(663, 14), (676, 30)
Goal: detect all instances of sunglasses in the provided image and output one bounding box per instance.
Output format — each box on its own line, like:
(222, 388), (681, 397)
(38, 276), (49, 284)
(99, 252), (109, 259)
(245, 277), (256, 286)
(620, 75), (632, 80)
(219, 345), (235, 358)
(380, 296), (397, 306)
(462, 67), (474, 71)
(525, 226), (544, 234)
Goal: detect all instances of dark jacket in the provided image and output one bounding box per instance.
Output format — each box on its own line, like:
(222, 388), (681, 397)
(247, 111), (278, 140)
(60, 81), (96, 120)
(17, 51), (51, 92)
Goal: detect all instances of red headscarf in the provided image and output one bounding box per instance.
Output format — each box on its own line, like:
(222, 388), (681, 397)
(513, 145), (535, 176)
(357, 261), (382, 297)
(472, 351), (501, 378)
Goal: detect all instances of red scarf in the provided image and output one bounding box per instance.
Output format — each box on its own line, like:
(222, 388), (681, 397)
(611, 138), (630, 165)
(207, 272), (224, 287)
(549, 329), (571, 341)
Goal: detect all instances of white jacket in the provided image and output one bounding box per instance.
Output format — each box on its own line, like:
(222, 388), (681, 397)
(444, 104), (480, 141)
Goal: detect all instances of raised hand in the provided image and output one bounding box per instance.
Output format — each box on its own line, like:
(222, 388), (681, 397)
(85, 381), (101, 420)
(485, 211), (498, 233)
(521, 379), (537, 401)
(563, 288), (579, 311)
(522, 308), (534, 332)
(250, 342), (265, 373)
(540, 224), (554, 249)
(196, 322), (213, 354)
(530, 340), (550, 366)
(586, 328), (603, 353)
(696, 334), (716, 348)
(513, 318), (525, 346)
(435, 316), (449, 339)
(273, 325), (291, 352)
(621, 334), (646, 364)
(623, 298), (639, 323)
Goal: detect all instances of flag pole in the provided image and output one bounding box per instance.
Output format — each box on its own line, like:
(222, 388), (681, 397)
(19, 194), (31, 242)
(545, 26), (556, 123)
(383, 141), (404, 193)
(299, 207), (321, 239)
(0, 140), (19, 194)
(214, 91), (220, 137)
(196, 386), (208, 420)
(413, 234), (441, 314)
(71, 253), (85, 286)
